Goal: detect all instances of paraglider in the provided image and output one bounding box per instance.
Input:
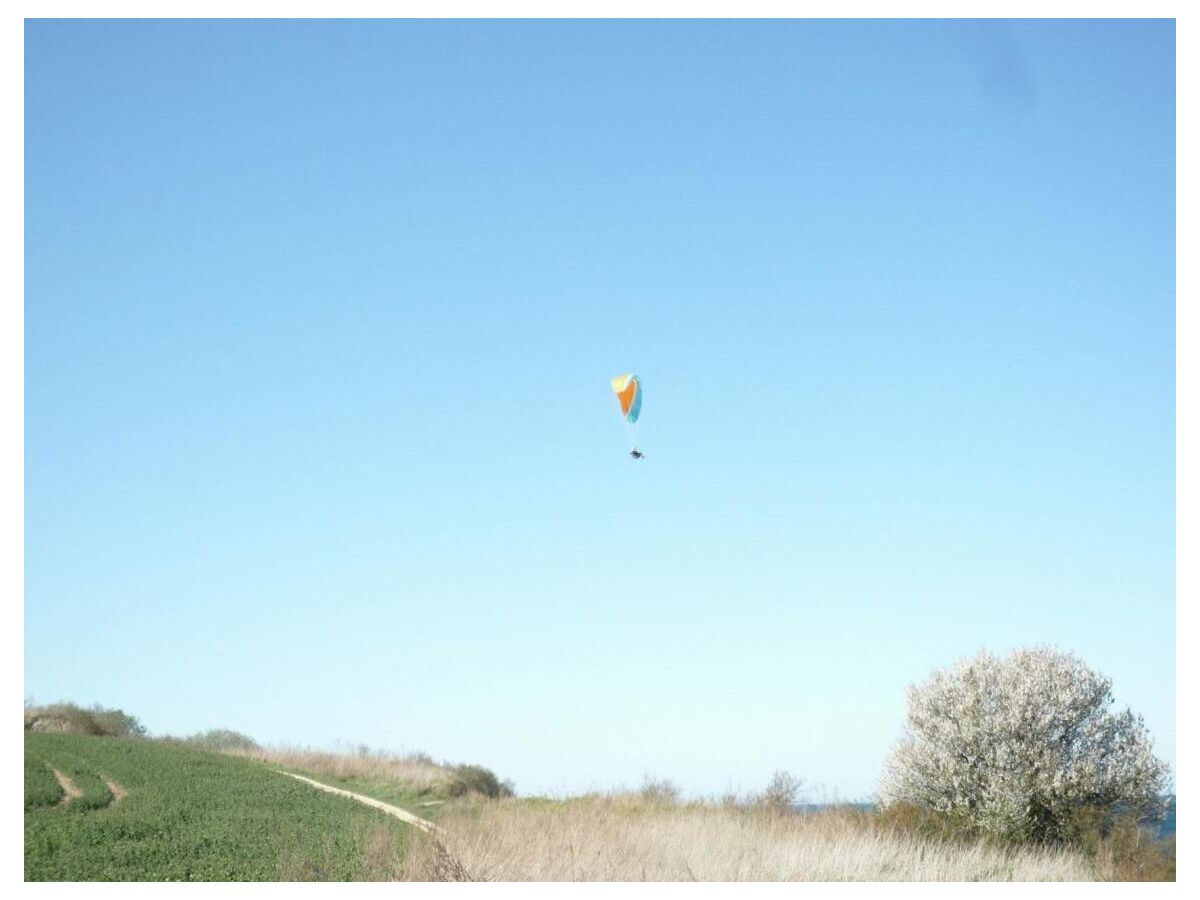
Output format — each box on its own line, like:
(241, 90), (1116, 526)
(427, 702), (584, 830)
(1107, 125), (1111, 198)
(610, 373), (643, 459)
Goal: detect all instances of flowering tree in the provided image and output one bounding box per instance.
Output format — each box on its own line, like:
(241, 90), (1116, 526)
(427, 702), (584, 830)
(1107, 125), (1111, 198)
(880, 647), (1169, 842)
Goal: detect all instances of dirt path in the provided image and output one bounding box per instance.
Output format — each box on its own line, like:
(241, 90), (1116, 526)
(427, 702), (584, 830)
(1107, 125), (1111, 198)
(50, 768), (82, 806)
(276, 770), (442, 834)
(102, 777), (127, 803)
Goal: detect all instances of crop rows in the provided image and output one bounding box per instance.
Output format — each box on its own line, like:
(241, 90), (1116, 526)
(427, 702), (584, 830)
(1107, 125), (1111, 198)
(25, 733), (414, 881)
(33, 741), (114, 811)
(24, 753), (63, 811)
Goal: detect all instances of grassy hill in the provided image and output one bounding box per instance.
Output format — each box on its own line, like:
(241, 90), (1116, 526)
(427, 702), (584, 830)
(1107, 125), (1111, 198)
(25, 729), (1171, 882)
(25, 732), (421, 880)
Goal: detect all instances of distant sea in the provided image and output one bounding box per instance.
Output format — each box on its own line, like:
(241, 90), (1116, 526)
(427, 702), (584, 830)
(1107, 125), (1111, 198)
(1153, 797), (1176, 839)
(801, 798), (1175, 839)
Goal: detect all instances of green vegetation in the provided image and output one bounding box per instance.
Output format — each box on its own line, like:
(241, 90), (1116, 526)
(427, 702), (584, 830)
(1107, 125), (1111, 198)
(42, 743), (113, 811)
(24, 755), (62, 811)
(328, 777), (442, 814)
(25, 733), (415, 881)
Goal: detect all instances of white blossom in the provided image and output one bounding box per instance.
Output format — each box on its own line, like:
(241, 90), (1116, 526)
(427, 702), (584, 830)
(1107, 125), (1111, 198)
(880, 647), (1169, 841)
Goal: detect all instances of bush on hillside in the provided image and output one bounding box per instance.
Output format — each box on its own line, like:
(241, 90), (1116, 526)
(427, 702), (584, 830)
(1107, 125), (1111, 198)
(24, 702), (146, 737)
(880, 647), (1170, 844)
(447, 764), (514, 799)
(184, 729), (260, 751)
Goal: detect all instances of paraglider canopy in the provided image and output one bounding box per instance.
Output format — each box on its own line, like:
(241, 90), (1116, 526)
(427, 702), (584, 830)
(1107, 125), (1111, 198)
(610, 374), (642, 424)
(611, 374), (643, 458)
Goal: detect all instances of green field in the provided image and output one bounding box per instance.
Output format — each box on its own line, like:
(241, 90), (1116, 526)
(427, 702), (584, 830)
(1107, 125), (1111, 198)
(24, 733), (420, 881)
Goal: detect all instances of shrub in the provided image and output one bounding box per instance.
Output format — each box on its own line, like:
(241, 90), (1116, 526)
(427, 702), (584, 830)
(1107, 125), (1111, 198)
(24, 702), (146, 737)
(87, 706), (147, 738)
(880, 647), (1170, 844)
(754, 770), (805, 813)
(447, 764), (513, 799)
(639, 775), (682, 805)
(184, 729), (259, 751)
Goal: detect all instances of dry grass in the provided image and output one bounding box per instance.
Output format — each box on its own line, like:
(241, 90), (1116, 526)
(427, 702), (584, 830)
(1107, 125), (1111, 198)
(224, 745), (454, 794)
(400, 799), (1097, 882)
(1091, 825), (1176, 882)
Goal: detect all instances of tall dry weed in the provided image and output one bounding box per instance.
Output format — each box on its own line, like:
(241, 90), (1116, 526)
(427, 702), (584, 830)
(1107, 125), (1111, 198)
(400, 799), (1097, 881)
(227, 745), (453, 793)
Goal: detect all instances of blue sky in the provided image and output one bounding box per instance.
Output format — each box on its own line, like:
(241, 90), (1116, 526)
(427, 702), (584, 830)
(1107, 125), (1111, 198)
(25, 20), (1174, 799)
